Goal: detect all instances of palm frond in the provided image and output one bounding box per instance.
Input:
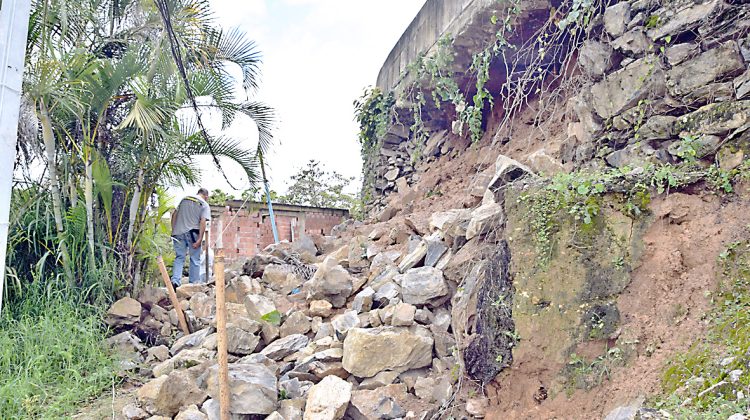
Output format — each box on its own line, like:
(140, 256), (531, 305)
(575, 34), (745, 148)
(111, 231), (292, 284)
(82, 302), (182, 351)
(184, 134), (262, 185)
(213, 27), (261, 93)
(237, 101), (275, 157)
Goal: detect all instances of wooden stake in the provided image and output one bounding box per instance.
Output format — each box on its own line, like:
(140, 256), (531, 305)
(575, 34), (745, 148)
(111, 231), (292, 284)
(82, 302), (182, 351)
(213, 218), (230, 420)
(156, 255), (191, 335)
(205, 220), (211, 283)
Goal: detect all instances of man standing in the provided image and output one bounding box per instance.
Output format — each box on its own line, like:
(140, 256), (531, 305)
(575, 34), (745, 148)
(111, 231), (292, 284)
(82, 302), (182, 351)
(171, 188), (211, 287)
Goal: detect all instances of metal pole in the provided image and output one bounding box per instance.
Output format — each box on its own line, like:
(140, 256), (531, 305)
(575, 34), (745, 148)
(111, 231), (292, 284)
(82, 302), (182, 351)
(213, 217), (230, 420)
(0, 0), (31, 313)
(259, 153), (279, 244)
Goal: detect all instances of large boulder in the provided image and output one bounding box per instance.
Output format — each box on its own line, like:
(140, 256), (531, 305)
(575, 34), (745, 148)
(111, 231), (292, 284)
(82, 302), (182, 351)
(205, 363), (277, 415)
(342, 326), (433, 378)
(137, 370), (207, 417)
(396, 267), (448, 307)
(303, 375), (352, 420)
(466, 200), (504, 240)
(487, 155), (535, 191)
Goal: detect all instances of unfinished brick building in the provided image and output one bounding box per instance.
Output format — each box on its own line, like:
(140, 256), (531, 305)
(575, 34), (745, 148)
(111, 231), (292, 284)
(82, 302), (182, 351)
(209, 200), (349, 263)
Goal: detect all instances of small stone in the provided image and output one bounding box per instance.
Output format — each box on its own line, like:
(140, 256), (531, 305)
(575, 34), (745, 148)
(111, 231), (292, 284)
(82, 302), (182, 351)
(281, 311), (312, 337)
(604, 2), (630, 37)
(226, 325), (260, 355)
(261, 334), (310, 360)
(309, 300), (333, 318)
(352, 287), (375, 313)
(466, 397), (489, 418)
(729, 369), (743, 383)
(122, 403), (149, 420)
(414, 308), (432, 324)
(373, 282), (401, 307)
(304, 375), (353, 420)
(171, 327), (213, 355)
(145, 345), (170, 363)
(174, 405), (207, 420)
(391, 302), (416, 327)
(332, 311), (361, 339)
(358, 370), (400, 390)
(346, 384), (407, 420)
(414, 377), (437, 401)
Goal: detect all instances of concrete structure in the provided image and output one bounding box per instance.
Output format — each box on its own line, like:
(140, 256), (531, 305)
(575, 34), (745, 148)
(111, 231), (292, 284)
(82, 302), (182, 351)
(210, 201), (349, 263)
(376, 0), (498, 92)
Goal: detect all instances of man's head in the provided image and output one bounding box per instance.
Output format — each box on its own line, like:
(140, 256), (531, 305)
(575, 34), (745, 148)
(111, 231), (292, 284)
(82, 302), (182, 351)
(197, 188), (209, 201)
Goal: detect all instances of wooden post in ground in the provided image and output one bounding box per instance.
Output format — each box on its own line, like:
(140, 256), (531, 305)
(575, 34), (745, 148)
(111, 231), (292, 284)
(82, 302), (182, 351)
(205, 220), (211, 283)
(213, 217), (230, 420)
(156, 256), (191, 335)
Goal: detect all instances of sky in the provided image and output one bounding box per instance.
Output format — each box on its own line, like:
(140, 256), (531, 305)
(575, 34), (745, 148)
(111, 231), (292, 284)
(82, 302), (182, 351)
(176, 0), (427, 200)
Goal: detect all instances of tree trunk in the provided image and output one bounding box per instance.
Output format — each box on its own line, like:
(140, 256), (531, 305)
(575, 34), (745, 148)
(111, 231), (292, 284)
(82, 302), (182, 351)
(38, 101), (74, 283)
(84, 148), (97, 271)
(126, 168), (143, 248)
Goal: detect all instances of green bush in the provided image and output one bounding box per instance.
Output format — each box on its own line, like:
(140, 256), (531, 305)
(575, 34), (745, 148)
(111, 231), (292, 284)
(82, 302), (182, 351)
(0, 284), (115, 419)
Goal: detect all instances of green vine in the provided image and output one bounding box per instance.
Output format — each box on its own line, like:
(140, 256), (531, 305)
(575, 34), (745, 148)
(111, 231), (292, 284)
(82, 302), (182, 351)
(354, 87), (395, 159)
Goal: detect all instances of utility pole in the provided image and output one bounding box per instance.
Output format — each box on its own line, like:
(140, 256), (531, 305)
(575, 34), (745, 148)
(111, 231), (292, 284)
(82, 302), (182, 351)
(0, 0), (31, 313)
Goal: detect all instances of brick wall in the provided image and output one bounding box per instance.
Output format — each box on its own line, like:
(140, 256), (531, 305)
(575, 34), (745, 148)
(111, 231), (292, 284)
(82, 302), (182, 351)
(208, 201), (349, 263)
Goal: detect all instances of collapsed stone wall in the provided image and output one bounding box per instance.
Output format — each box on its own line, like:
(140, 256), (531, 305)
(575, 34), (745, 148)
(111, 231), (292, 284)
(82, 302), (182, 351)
(363, 0), (750, 216)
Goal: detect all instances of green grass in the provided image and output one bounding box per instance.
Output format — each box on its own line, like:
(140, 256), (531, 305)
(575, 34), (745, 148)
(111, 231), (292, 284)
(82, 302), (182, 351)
(0, 285), (116, 419)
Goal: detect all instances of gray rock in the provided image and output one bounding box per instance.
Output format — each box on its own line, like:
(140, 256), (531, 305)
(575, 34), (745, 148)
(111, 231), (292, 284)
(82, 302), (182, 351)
(612, 29), (651, 56)
(735, 69), (750, 100)
(578, 40), (614, 80)
(604, 2), (630, 37)
(175, 405), (207, 420)
(346, 384), (407, 420)
(122, 403), (149, 420)
(674, 101), (750, 136)
(397, 239), (427, 272)
(424, 236), (448, 267)
(667, 41), (745, 99)
(137, 370), (207, 417)
(280, 311), (312, 337)
(591, 56), (665, 119)
(397, 267), (448, 307)
(466, 200), (504, 240)
(391, 302), (416, 327)
(280, 377), (313, 400)
(172, 327), (213, 355)
(638, 115), (677, 140)
(374, 282), (401, 306)
(307, 257), (354, 308)
(647, 0), (724, 40)
(342, 326), (434, 377)
(487, 155), (535, 191)
(358, 370), (400, 390)
(226, 325), (260, 355)
(384, 167), (400, 182)
(206, 363), (277, 415)
(261, 334), (310, 360)
(331, 310), (361, 339)
(352, 287), (375, 313)
(666, 43), (699, 66)
(105, 297), (142, 327)
(304, 375), (352, 420)
(668, 135), (721, 159)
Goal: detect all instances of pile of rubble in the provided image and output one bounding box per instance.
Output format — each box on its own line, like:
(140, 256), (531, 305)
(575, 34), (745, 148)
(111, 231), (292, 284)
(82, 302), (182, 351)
(103, 156), (532, 420)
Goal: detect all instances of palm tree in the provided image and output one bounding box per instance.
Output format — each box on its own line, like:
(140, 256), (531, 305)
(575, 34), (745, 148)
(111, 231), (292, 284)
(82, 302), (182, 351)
(17, 0), (276, 289)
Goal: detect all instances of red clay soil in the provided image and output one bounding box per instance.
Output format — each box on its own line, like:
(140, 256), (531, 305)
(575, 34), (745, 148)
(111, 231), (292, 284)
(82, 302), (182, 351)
(485, 186), (750, 419)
